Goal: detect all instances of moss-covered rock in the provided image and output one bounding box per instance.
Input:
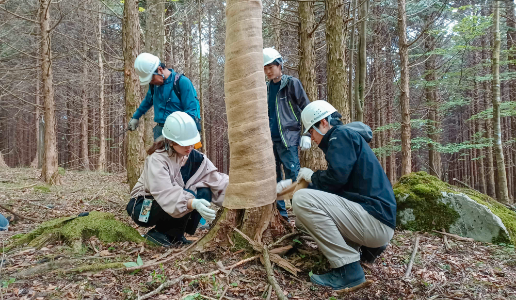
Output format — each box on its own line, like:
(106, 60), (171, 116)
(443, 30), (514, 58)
(7, 211), (145, 252)
(394, 172), (515, 246)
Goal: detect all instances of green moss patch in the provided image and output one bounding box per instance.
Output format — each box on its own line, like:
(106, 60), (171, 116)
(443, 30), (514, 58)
(7, 211), (145, 252)
(394, 172), (516, 246)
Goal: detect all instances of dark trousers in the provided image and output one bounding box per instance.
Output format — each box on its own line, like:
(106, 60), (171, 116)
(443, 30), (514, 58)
(272, 141), (300, 219)
(126, 187), (212, 239)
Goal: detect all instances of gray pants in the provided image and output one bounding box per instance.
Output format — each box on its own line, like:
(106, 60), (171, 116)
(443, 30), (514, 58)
(293, 189), (394, 268)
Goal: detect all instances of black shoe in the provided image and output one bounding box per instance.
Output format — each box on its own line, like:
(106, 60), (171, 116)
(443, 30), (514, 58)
(144, 228), (173, 247)
(170, 235), (192, 246)
(310, 261), (366, 291)
(360, 244), (387, 263)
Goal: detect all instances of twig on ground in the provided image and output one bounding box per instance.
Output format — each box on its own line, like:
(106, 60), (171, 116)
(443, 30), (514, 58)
(219, 285), (229, 300)
(300, 235), (315, 242)
(441, 228), (451, 250)
(269, 231), (299, 249)
(126, 239), (200, 272)
(3, 183), (38, 190)
(263, 247), (288, 300)
(138, 255), (259, 300)
(0, 204), (43, 222)
(403, 235), (420, 279)
(181, 293), (217, 300)
(265, 284), (273, 300)
(432, 230), (474, 242)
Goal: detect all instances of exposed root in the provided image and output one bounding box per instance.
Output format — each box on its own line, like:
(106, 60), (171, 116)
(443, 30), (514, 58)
(263, 247), (287, 300)
(337, 280), (373, 293)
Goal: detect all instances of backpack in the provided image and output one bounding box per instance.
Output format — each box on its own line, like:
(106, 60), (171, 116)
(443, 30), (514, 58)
(149, 73), (202, 131)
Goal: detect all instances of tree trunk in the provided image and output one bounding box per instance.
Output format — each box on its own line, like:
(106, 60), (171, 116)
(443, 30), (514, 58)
(491, 2), (510, 204)
(198, 0), (207, 153)
(425, 30), (441, 179)
(355, 0), (368, 122)
(273, 0), (281, 50)
(39, 0), (60, 185)
(123, 0), (145, 190)
(208, 13), (214, 160)
(183, 18), (192, 77)
(81, 1), (91, 171)
(508, 0), (516, 202)
(196, 0), (284, 250)
(325, 0), (349, 122)
(347, 0), (357, 121)
(397, 0), (411, 176)
(97, 6), (107, 172)
(299, 0), (326, 171)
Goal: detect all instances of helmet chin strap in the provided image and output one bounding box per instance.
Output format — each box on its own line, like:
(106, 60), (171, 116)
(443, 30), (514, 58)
(312, 115), (333, 136)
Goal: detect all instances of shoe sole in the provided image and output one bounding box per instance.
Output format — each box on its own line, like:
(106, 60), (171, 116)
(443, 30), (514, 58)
(335, 280), (372, 293)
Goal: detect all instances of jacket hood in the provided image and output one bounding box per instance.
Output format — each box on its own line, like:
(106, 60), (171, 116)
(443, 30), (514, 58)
(342, 122), (373, 143)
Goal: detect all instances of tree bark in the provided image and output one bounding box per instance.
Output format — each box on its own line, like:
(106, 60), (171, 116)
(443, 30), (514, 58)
(491, 2), (510, 204)
(299, 0), (326, 171)
(39, 0), (60, 185)
(97, 6), (107, 172)
(198, 0), (207, 153)
(482, 34), (496, 198)
(397, 0), (411, 176)
(508, 0), (516, 202)
(355, 0), (368, 122)
(325, 0), (349, 122)
(425, 30), (441, 179)
(347, 0), (357, 121)
(273, 0), (281, 51)
(123, 0), (145, 190)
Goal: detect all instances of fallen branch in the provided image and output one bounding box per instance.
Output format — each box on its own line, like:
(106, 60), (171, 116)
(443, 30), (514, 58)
(219, 285), (229, 300)
(263, 247), (288, 300)
(138, 255), (259, 300)
(0, 204), (43, 222)
(441, 228), (451, 251)
(403, 235), (420, 279)
(265, 284), (273, 300)
(126, 239), (200, 272)
(432, 230), (474, 242)
(269, 232), (299, 249)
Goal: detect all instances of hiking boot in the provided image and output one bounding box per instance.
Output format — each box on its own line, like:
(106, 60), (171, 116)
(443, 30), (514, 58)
(144, 228), (173, 247)
(360, 244), (387, 263)
(310, 261), (366, 291)
(170, 235), (192, 246)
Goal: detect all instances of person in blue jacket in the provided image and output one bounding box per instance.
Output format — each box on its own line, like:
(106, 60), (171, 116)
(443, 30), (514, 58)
(127, 53), (201, 141)
(0, 213), (9, 231)
(292, 100), (397, 292)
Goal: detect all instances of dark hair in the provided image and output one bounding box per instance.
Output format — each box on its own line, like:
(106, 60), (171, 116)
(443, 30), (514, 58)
(265, 60), (281, 67)
(147, 139), (178, 155)
(313, 111), (343, 129)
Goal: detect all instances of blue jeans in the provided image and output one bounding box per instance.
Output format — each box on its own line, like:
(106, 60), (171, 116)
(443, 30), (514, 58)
(153, 125), (164, 140)
(0, 213), (9, 231)
(273, 141), (300, 219)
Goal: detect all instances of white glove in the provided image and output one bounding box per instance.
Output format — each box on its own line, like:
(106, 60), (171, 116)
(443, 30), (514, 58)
(276, 179), (292, 194)
(297, 167), (314, 183)
(128, 118), (139, 131)
(300, 136), (312, 151)
(191, 199), (216, 222)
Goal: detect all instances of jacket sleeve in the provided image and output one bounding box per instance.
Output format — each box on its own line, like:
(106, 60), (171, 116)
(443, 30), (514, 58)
(132, 88), (153, 120)
(290, 78), (312, 137)
(178, 76), (201, 119)
(311, 130), (358, 192)
(146, 155), (195, 218)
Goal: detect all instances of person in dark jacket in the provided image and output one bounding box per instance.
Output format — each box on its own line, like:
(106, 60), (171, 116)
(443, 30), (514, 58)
(127, 53), (201, 142)
(293, 100), (397, 292)
(263, 48), (312, 221)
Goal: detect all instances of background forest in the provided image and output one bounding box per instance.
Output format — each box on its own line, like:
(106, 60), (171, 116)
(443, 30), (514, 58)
(1, 0), (515, 205)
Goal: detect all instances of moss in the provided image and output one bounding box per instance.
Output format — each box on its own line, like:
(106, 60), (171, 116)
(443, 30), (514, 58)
(34, 185), (51, 193)
(67, 262), (125, 273)
(7, 211), (146, 252)
(394, 171), (516, 246)
(394, 172), (460, 232)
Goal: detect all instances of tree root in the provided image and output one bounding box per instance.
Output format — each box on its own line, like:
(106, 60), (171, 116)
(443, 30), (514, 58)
(263, 247), (288, 300)
(0, 204), (43, 223)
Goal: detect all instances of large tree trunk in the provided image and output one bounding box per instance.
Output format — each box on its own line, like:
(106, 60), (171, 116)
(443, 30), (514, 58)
(491, 2), (510, 204)
(196, 0), (284, 250)
(198, 0), (207, 153)
(347, 0), (357, 121)
(397, 0), (411, 176)
(425, 30), (441, 179)
(482, 34), (496, 198)
(123, 0), (145, 190)
(143, 0), (165, 148)
(39, 0), (60, 185)
(81, 1), (90, 171)
(298, 1), (326, 171)
(508, 0), (516, 202)
(273, 0), (281, 50)
(97, 6), (107, 172)
(325, 0), (349, 122)
(355, 0), (368, 122)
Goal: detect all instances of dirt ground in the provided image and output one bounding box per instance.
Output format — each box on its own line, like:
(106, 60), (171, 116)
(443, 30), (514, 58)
(0, 168), (515, 300)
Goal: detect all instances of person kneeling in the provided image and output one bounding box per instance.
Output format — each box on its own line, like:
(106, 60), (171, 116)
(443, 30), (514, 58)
(127, 111), (228, 247)
(293, 101), (396, 291)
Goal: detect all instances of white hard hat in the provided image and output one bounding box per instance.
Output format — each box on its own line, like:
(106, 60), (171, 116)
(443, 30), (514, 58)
(134, 53), (160, 85)
(301, 101), (337, 133)
(263, 48), (282, 66)
(162, 112), (200, 146)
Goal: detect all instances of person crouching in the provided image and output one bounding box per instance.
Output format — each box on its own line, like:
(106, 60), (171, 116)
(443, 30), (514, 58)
(127, 111), (228, 247)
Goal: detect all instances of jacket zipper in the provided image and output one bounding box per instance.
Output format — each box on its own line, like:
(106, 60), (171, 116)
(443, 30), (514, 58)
(276, 93), (288, 148)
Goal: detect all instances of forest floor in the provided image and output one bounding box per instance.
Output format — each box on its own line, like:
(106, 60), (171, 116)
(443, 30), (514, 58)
(0, 168), (515, 300)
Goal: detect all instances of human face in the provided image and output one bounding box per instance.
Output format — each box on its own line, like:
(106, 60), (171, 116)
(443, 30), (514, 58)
(150, 67), (165, 86)
(172, 143), (194, 156)
(264, 64), (282, 82)
(308, 119), (331, 145)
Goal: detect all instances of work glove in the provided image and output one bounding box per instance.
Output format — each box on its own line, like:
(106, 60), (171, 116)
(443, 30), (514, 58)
(191, 198), (216, 222)
(297, 167), (314, 183)
(300, 136), (312, 151)
(276, 179), (292, 194)
(128, 118), (139, 131)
